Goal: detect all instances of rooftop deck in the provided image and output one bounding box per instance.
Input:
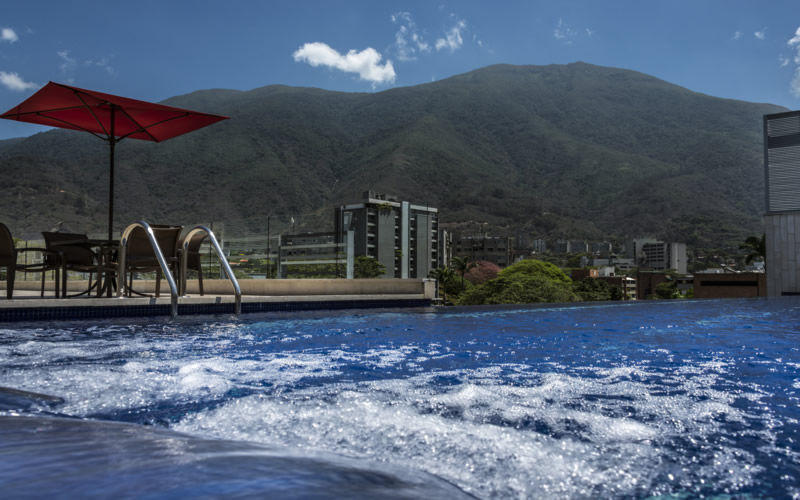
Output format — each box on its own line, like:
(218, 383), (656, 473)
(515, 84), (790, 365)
(0, 278), (435, 322)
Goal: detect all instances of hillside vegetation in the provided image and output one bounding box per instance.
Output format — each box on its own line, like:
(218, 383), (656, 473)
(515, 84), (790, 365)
(0, 63), (783, 249)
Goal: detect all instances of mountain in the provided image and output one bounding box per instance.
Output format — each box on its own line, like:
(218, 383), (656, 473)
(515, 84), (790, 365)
(0, 63), (785, 250)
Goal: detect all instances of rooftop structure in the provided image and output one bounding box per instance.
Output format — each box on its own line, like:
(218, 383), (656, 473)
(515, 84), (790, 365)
(764, 110), (800, 296)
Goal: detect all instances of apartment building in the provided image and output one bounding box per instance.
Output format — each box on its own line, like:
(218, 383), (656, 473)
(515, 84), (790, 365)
(335, 192), (442, 279)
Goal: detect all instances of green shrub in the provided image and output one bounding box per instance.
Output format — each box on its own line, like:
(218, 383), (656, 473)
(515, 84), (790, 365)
(571, 278), (624, 301)
(457, 259), (577, 305)
(354, 256), (386, 278)
(654, 280), (679, 299)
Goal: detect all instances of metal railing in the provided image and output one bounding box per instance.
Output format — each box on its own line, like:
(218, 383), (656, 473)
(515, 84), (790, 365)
(180, 225), (241, 315)
(117, 221), (179, 317)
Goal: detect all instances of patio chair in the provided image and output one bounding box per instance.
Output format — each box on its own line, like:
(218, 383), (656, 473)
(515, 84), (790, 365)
(42, 232), (114, 298)
(122, 225), (182, 297)
(1, 223), (61, 299)
(179, 231), (207, 296)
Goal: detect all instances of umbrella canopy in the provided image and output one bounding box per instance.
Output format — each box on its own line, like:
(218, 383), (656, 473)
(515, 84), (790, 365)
(0, 81), (228, 239)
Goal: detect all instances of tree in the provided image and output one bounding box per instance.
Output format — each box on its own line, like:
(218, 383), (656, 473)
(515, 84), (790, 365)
(740, 234), (766, 265)
(457, 259), (578, 305)
(573, 278), (615, 301)
(464, 261), (501, 285)
(429, 266), (456, 304)
(498, 259), (573, 284)
(451, 256), (477, 288)
(354, 256), (385, 278)
(654, 279), (679, 299)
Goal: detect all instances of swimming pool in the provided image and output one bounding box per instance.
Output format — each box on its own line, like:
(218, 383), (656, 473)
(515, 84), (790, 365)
(1, 298), (799, 498)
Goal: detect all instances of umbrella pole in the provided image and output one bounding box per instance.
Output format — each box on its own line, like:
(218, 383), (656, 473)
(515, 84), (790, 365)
(108, 138), (115, 241)
(108, 106), (115, 242)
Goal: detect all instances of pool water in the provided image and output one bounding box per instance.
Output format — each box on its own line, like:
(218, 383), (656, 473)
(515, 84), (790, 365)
(1, 298), (800, 498)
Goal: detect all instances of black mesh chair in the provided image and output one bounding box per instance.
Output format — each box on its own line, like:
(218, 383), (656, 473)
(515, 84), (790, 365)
(179, 231), (207, 296)
(1, 223), (61, 299)
(123, 225), (182, 297)
(41, 232), (113, 298)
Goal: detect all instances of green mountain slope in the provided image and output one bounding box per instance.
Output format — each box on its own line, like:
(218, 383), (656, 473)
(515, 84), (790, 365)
(0, 63), (784, 249)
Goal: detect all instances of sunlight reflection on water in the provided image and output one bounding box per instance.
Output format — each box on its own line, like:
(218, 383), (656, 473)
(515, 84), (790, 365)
(1, 298), (799, 498)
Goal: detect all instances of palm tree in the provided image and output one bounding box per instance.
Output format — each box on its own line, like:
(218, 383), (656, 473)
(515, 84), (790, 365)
(429, 266), (455, 304)
(451, 256), (477, 289)
(740, 234), (766, 266)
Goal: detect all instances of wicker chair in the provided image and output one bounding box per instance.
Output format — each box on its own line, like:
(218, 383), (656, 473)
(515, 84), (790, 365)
(1, 223), (61, 299)
(179, 231), (207, 296)
(122, 224), (182, 297)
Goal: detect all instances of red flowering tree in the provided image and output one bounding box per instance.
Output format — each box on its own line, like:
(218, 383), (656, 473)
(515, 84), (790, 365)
(464, 261), (502, 285)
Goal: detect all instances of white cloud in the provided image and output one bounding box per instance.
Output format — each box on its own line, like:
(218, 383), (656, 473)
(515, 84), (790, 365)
(586, 28), (595, 37)
(57, 50), (77, 74)
(780, 55), (791, 67)
(754, 29), (766, 40)
(733, 31), (743, 40)
(788, 26), (800, 65)
(1, 28), (18, 43)
(58, 50), (115, 81)
(554, 18), (579, 45)
(293, 42), (396, 85)
(789, 26), (800, 48)
(785, 27), (800, 98)
(786, 28), (800, 64)
(85, 56), (116, 76)
(0, 71), (38, 91)
(435, 18), (466, 52)
(792, 68), (800, 97)
(391, 12), (430, 61)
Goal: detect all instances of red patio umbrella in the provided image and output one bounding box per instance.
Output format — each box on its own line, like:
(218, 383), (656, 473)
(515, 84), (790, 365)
(0, 82), (228, 240)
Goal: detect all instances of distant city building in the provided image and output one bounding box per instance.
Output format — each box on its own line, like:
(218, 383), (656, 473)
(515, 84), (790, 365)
(639, 242), (687, 274)
(453, 235), (513, 267)
(554, 239), (570, 254)
(531, 238), (547, 254)
(764, 110), (800, 296)
(625, 238), (658, 260)
(335, 192), (442, 279)
(627, 238), (687, 274)
(552, 239), (589, 254)
(592, 256), (636, 272)
(277, 232), (342, 278)
(569, 240), (589, 254)
(693, 273), (767, 298)
(597, 265), (616, 277)
(590, 242), (613, 256)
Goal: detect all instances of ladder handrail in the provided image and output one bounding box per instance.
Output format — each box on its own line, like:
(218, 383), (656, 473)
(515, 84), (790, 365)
(180, 225), (241, 315)
(117, 221), (179, 318)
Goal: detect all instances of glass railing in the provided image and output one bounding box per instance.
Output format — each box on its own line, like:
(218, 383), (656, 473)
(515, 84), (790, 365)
(8, 217), (351, 282)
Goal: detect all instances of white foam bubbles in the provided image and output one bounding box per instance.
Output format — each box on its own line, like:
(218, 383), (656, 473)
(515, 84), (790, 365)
(173, 361), (768, 498)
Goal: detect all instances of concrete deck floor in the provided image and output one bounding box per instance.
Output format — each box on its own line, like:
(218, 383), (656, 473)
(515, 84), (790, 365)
(0, 288), (432, 322)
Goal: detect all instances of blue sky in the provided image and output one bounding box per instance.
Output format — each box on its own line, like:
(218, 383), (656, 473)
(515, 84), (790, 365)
(0, 1), (798, 140)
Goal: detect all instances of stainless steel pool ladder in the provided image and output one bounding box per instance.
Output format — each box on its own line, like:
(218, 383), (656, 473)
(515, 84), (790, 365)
(179, 225), (241, 315)
(117, 222), (241, 317)
(117, 221), (179, 317)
